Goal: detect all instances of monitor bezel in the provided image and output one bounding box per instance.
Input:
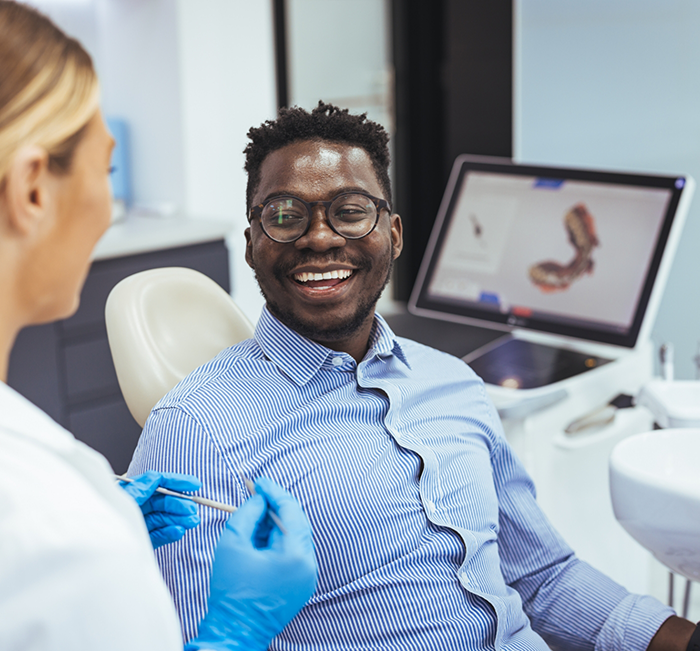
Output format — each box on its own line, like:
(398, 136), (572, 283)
(409, 155), (689, 349)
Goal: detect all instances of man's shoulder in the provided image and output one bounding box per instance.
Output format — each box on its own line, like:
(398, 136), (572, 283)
(154, 338), (270, 411)
(395, 335), (482, 380)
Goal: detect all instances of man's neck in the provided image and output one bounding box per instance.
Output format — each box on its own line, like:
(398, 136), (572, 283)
(296, 312), (377, 364)
(314, 333), (371, 365)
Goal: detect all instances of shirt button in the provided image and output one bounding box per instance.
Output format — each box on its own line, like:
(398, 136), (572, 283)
(331, 356), (344, 367)
(425, 499), (436, 514)
(460, 571), (469, 585)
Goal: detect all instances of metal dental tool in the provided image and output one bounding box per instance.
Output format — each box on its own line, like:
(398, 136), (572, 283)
(239, 474), (288, 535)
(564, 393), (635, 436)
(116, 474), (237, 513)
(117, 473), (288, 534)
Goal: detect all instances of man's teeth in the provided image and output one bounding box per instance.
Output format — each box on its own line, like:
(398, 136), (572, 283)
(293, 269), (353, 283)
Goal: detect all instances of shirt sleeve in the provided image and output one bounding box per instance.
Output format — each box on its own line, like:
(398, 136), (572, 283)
(128, 405), (243, 643)
(488, 401), (674, 651)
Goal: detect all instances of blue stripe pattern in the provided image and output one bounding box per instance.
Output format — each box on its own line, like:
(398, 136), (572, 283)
(129, 307), (673, 651)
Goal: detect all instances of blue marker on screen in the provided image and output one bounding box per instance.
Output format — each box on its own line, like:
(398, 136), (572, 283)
(106, 118), (132, 207)
(534, 178), (564, 189)
(479, 292), (500, 306)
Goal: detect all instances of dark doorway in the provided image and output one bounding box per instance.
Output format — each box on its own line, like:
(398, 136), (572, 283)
(391, 0), (513, 300)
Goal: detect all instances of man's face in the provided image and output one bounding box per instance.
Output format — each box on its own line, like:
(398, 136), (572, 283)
(245, 139), (402, 350)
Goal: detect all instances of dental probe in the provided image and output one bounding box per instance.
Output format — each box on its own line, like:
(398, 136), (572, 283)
(116, 474), (237, 513)
(240, 474), (288, 535)
(116, 474), (288, 534)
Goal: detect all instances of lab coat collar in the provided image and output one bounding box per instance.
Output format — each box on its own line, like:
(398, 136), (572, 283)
(0, 381), (75, 453)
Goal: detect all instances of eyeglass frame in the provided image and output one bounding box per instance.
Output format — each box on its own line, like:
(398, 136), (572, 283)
(248, 191), (391, 243)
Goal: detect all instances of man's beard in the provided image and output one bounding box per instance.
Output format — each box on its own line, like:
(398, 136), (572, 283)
(251, 245), (395, 343)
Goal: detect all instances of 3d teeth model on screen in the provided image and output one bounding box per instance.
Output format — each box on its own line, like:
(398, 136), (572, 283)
(529, 202), (600, 293)
(294, 269), (353, 282)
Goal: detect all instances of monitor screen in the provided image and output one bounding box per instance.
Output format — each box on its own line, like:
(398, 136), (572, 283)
(409, 156), (693, 348)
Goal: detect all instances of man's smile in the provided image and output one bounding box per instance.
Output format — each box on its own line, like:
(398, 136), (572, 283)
(291, 268), (355, 289)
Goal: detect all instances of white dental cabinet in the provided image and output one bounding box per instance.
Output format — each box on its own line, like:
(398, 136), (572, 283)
(7, 215), (232, 474)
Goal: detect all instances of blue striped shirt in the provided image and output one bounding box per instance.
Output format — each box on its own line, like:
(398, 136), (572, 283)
(129, 306), (673, 651)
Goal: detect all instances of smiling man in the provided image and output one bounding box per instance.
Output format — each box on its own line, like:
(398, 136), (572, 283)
(245, 136), (401, 362)
(130, 103), (693, 651)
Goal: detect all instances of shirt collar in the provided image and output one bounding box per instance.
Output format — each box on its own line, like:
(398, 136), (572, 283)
(368, 312), (410, 368)
(254, 306), (410, 385)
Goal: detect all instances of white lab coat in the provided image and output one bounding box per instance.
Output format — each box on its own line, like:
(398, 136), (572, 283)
(0, 381), (183, 650)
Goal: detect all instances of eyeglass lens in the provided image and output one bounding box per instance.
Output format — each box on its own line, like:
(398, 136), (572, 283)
(261, 194), (377, 242)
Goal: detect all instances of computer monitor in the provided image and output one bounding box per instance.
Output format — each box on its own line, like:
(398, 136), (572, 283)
(409, 156), (695, 352)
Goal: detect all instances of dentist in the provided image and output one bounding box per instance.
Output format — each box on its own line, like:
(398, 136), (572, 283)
(0, 2), (317, 649)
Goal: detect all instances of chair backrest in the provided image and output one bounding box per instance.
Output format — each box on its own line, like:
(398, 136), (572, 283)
(105, 267), (254, 427)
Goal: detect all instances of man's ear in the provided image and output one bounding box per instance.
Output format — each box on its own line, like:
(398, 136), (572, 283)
(244, 226), (254, 268)
(4, 145), (51, 237)
(390, 213), (403, 259)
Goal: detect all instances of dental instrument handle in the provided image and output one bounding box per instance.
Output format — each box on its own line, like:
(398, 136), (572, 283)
(660, 343), (674, 381)
(156, 486), (238, 513)
(241, 475), (288, 535)
(116, 475), (237, 513)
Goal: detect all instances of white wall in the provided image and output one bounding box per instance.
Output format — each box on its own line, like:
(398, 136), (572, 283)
(516, 0), (700, 378)
(176, 0), (277, 322)
(30, 0), (277, 323)
(96, 0), (187, 211)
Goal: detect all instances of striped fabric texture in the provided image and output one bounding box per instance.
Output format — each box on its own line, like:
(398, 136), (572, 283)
(129, 307), (673, 651)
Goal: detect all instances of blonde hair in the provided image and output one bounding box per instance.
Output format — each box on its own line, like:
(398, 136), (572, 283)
(0, 1), (99, 186)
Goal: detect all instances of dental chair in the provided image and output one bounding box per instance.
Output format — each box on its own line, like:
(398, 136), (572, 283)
(105, 267), (254, 427)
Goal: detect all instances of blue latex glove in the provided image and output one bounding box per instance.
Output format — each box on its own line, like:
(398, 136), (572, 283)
(186, 477), (318, 651)
(119, 471), (201, 549)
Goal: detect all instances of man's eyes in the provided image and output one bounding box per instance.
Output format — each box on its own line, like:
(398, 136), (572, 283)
(272, 210), (305, 224)
(334, 203), (372, 219)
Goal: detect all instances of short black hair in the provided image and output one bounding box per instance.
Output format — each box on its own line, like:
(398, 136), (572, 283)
(244, 101), (391, 211)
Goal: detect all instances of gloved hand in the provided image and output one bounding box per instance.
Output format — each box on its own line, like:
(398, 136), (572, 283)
(119, 471), (201, 549)
(186, 477), (318, 651)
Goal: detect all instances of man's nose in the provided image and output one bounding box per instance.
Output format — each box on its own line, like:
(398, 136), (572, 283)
(294, 207), (346, 251)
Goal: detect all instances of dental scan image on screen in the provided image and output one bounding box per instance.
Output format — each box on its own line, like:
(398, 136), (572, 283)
(427, 171), (673, 335)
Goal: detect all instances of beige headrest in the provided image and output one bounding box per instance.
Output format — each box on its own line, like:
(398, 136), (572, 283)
(105, 267), (254, 427)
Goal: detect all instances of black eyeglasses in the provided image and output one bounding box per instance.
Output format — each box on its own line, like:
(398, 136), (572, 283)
(249, 191), (390, 243)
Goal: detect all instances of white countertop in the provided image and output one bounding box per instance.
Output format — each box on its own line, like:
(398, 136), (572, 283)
(93, 214), (234, 260)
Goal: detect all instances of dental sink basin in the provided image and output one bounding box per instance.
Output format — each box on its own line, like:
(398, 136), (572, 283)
(610, 428), (700, 580)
